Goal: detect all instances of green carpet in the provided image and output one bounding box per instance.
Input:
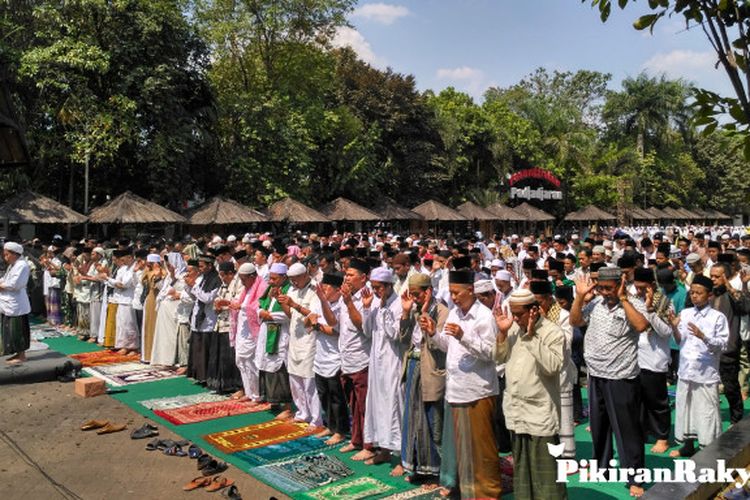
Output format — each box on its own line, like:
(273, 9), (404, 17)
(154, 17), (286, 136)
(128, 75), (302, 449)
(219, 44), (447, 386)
(48, 336), (750, 499)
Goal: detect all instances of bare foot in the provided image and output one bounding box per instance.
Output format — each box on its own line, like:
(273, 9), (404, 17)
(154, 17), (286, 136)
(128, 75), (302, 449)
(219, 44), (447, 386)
(390, 464), (405, 477)
(230, 390), (245, 400)
(352, 449), (376, 461)
(364, 450), (390, 465)
(293, 418), (307, 423)
(175, 367), (187, 375)
(6, 358), (24, 365)
(651, 440), (669, 454)
(629, 485), (644, 497)
(325, 433), (345, 446)
(586, 426), (590, 432)
(421, 483), (439, 491)
(87, 338), (97, 343)
(275, 409), (294, 420)
(116, 348), (128, 355)
(315, 428), (332, 439)
(668, 449), (681, 458)
(438, 487), (453, 497)
(339, 443), (357, 453)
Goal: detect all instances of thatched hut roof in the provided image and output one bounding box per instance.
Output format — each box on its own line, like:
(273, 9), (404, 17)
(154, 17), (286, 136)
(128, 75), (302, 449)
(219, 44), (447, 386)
(0, 191), (87, 224)
(661, 207), (687, 220)
(512, 202), (555, 222)
(456, 201), (497, 221)
(412, 200), (467, 222)
(675, 207), (700, 220)
(371, 198), (423, 221)
(564, 204), (616, 222)
(689, 208), (709, 219)
(88, 191), (186, 224)
(704, 208), (732, 220)
(626, 207), (655, 221)
(186, 196), (267, 225)
(645, 207), (669, 220)
(485, 202), (526, 222)
(319, 197), (382, 221)
(266, 197), (330, 223)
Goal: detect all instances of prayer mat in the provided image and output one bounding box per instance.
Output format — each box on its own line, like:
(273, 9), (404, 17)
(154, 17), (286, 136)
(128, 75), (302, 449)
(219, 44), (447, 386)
(250, 454), (353, 493)
(154, 400), (272, 425)
(28, 341), (49, 352)
(71, 349), (141, 367)
(204, 420), (318, 454)
(304, 476), (395, 500)
(380, 488), (441, 500)
(83, 363), (180, 386)
(234, 435), (341, 467)
(138, 393), (229, 411)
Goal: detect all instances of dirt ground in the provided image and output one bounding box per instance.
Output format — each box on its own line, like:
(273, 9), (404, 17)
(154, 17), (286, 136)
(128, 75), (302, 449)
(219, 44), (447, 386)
(0, 380), (288, 500)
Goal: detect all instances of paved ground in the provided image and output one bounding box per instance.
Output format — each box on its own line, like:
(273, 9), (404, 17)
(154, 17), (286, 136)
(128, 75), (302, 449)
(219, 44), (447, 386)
(0, 380), (287, 500)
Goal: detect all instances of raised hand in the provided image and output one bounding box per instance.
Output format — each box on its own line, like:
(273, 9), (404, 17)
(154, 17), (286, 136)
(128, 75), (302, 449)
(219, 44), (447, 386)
(361, 287), (374, 308)
(444, 322), (464, 340)
(340, 283), (352, 303)
(276, 294), (290, 306)
(421, 287), (433, 315)
(419, 314), (436, 336)
(687, 322), (705, 340)
(401, 289), (415, 313)
(493, 305), (513, 334)
(574, 275), (595, 297)
(617, 275), (627, 299)
(315, 283), (327, 300)
(668, 310), (680, 329)
(645, 285), (654, 310)
(525, 305), (540, 338)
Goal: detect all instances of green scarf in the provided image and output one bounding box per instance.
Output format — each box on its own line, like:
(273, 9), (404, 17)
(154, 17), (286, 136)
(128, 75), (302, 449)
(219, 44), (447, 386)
(260, 281), (290, 354)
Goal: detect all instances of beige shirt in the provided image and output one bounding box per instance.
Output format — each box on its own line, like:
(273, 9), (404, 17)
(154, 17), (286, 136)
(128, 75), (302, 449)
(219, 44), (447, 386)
(286, 282), (320, 378)
(495, 316), (564, 437)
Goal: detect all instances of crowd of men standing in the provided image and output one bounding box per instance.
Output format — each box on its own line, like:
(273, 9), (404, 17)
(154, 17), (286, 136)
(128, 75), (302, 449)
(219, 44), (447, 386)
(1, 226), (750, 499)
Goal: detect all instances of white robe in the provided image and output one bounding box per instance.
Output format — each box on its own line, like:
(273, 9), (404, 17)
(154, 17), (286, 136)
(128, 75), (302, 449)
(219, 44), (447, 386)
(362, 292), (404, 451)
(286, 283), (320, 378)
(150, 278), (180, 366)
(255, 299), (290, 373)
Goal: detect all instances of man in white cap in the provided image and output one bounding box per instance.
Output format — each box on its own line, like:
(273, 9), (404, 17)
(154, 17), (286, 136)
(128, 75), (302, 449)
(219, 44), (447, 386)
(494, 270), (514, 303)
(233, 263), (267, 403)
(277, 262), (322, 428)
(256, 262), (294, 419)
(106, 249), (139, 356)
(360, 266), (405, 475)
(0, 242), (31, 364)
(494, 288), (566, 499)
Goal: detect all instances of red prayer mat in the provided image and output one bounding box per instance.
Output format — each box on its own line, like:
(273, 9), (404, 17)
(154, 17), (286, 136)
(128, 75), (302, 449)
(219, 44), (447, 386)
(203, 419), (319, 453)
(153, 400), (272, 425)
(70, 350), (141, 367)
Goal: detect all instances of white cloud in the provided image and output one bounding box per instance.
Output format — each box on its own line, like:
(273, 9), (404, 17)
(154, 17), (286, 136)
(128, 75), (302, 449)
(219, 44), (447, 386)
(351, 3), (409, 25)
(641, 50), (716, 81)
(332, 27), (386, 67)
(436, 66), (489, 97)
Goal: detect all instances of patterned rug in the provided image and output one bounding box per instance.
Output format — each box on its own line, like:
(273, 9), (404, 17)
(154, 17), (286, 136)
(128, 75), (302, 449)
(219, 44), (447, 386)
(138, 393), (229, 411)
(30, 324), (69, 340)
(234, 435), (341, 467)
(304, 476), (395, 500)
(204, 419), (319, 454)
(71, 350), (141, 367)
(249, 454), (353, 493)
(83, 363), (181, 386)
(154, 400), (272, 425)
(380, 489), (441, 500)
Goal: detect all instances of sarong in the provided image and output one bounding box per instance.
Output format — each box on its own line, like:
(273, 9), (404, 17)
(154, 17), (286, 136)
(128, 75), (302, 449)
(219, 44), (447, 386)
(76, 302), (90, 334)
(0, 314), (30, 356)
(187, 330), (210, 383)
(206, 332), (242, 393)
(401, 357), (442, 477)
(46, 288), (62, 325)
(675, 378), (722, 447)
(103, 303), (118, 348)
(114, 304), (139, 350)
(513, 433), (568, 499)
(141, 290), (157, 362)
(262, 363), (292, 404)
(89, 299), (102, 338)
(176, 323), (190, 366)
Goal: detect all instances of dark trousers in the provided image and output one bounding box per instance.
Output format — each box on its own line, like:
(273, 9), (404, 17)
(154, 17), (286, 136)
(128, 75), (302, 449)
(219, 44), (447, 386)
(573, 364), (584, 421)
(639, 369), (670, 441)
(589, 375), (645, 486)
(341, 368), (369, 449)
(187, 330), (209, 384)
(720, 359), (744, 424)
(316, 372), (349, 435)
(668, 349), (680, 383)
(493, 375), (512, 453)
(134, 309), (143, 336)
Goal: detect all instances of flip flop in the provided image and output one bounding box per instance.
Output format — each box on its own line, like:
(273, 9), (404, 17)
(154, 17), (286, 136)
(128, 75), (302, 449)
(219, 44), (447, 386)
(197, 454), (213, 470)
(130, 423), (159, 440)
(183, 476), (213, 491)
(188, 444), (203, 459)
(164, 445), (187, 457)
(222, 485), (242, 500)
(205, 476), (234, 492)
(80, 420), (109, 431)
(145, 438), (163, 451)
(96, 423), (127, 435)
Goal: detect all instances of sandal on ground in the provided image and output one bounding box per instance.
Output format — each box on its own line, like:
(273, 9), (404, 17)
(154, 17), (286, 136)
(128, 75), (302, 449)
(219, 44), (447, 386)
(188, 444), (203, 459)
(183, 476), (213, 491)
(197, 454), (214, 470)
(80, 419), (109, 431)
(145, 438), (164, 451)
(202, 459), (228, 476)
(205, 476), (234, 492)
(130, 423), (159, 440)
(164, 445), (188, 457)
(96, 423), (127, 435)
(222, 485), (242, 500)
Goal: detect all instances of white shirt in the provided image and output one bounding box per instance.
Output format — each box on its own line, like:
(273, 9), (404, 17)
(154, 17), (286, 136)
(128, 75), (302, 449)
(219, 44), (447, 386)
(677, 304), (729, 384)
(313, 298), (343, 378)
(106, 264), (136, 305)
(286, 282), (320, 378)
(637, 309), (674, 373)
(432, 300), (499, 404)
(338, 287), (371, 374)
(0, 259), (30, 316)
(188, 275), (219, 331)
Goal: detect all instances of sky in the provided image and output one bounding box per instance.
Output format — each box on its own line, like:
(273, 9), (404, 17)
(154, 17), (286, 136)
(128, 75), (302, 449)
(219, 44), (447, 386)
(332, 0), (732, 101)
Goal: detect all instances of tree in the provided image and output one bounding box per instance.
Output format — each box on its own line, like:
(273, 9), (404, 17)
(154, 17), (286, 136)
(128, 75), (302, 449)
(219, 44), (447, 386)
(585, 0), (750, 157)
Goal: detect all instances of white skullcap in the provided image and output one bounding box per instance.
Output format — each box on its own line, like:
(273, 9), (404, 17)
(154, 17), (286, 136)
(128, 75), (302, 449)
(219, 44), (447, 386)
(92, 247), (105, 257)
(686, 253), (701, 264)
(238, 263), (257, 275)
(146, 254), (161, 263)
(288, 262), (307, 277)
(211, 235), (223, 244)
(509, 289), (536, 305)
(592, 245), (606, 254)
(511, 234), (519, 239)
(473, 279), (494, 294)
(495, 270), (512, 282)
(269, 263), (288, 275)
(487, 243), (497, 249)
(242, 233), (252, 243)
(491, 259), (504, 268)
(571, 234), (579, 239)
(227, 234), (237, 242)
(262, 240), (273, 248)
(4, 242), (23, 255)
(370, 267), (395, 283)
